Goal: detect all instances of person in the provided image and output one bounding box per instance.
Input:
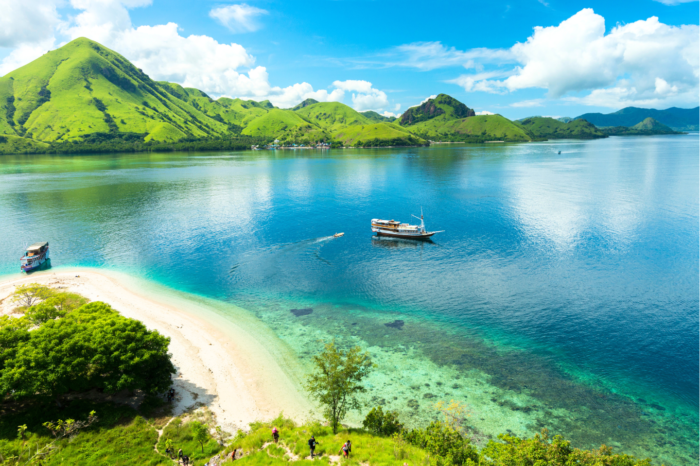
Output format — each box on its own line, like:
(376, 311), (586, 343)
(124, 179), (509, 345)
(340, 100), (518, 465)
(272, 426), (279, 443)
(346, 440), (352, 458)
(178, 448), (183, 463)
(231, 448), (237, 460)
(182, 456), (189, 466)
(308, 436), (318, 458)
(339, 442), (348, 459)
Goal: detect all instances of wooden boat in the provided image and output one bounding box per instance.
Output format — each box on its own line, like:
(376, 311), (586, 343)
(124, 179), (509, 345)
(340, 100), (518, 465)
(20, 242), (50, 272)
(371, 209), (442, 240)
(334, 232), (344, 238)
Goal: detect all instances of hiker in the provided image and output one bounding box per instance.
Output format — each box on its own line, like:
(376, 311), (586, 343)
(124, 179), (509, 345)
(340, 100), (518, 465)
(339, 442), (349, 459)
(308, 435), (318, 458)
(182, 455), (189, 466)
(178, 448), (183, 463)
(272, 426), (279, 443)
(346, 440), (352, 457)
(231, 448), (237, 460)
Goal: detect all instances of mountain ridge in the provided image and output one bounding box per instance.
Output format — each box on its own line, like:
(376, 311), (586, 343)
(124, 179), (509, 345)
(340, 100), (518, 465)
(576, 106), (698, 131)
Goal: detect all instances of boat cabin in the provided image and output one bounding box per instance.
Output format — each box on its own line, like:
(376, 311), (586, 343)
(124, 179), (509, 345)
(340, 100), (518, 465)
(25, 242), (49, 257)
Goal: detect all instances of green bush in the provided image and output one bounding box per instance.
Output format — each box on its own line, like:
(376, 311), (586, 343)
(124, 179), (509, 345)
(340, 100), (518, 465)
(362, 406), (403, 436)
(404, 421), (478, 466)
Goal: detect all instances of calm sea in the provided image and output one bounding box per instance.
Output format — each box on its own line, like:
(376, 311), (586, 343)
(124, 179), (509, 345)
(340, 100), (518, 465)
(1, 135), (697, 464)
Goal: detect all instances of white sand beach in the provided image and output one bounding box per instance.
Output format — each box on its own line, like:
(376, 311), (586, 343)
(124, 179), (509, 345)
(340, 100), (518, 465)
(0, 268), (313, 432)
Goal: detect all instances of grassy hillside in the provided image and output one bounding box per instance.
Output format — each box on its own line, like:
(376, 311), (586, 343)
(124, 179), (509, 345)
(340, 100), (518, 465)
(410, 114), (534, 142)
(362, 110), (396, 123)
(333, 122), (427, 146)
(399, 94), (475, 126)
(601, 117), (685, 136)
(0, 37), (236, 143)
(242, 108), (328, 142)
(294, 102), (372, 130)
(0, 134), (49, 153)
(517, 117), (607, 139)
(576, 106), (699, 131)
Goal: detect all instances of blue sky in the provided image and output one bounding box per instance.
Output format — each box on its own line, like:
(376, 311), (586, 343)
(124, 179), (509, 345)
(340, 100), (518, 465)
(0, 0), (698, 119)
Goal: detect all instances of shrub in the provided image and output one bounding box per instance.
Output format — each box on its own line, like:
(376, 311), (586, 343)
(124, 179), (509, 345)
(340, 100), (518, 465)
(362, 406), (403, 436)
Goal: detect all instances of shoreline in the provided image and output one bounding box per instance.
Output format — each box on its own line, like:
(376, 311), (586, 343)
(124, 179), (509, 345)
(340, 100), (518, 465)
(0, 267), (314, 432)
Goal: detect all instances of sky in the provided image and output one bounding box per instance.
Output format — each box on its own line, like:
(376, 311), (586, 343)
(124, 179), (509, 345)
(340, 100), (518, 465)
(0, 0), (698, 119)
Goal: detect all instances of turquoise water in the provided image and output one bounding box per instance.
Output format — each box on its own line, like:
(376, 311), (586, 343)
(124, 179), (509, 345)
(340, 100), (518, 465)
(0, 136), (697, 464)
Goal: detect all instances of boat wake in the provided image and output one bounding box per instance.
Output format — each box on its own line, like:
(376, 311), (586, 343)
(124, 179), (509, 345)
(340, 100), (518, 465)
(228, 235), (338, 283)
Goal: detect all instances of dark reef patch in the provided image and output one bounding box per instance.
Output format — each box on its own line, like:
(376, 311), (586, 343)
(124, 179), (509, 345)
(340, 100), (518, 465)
(290, 308), (313, 317)
(384, 319), (405, 329)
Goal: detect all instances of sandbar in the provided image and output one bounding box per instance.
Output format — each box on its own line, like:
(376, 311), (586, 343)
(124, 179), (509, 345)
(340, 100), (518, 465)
(0, 268), (314, 432)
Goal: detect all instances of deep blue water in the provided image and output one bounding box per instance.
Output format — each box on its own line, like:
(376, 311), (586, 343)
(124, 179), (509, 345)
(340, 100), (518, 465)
(0, 135), (697, 463)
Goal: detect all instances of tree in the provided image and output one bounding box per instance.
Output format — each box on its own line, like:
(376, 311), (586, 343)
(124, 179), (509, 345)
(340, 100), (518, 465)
(191, 421), (209, 452)
(305, 341), (373, 433)
(11, 284), (54, 308)
(25, 302), (66, 326)
(363, 406), (403, 436)
(0, 302), (176, 399)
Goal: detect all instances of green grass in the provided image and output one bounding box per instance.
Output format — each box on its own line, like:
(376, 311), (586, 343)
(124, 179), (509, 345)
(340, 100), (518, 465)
(361, 111), (396, 123)
(516, 117), (607, 139)
(0, 37), (232, 143)
(333, 122), (427, 146)
(410, 114), (534, 142)
(0, 134), (49, 153)
(294, 102), (372, 130)
(156, 412), (225, 464)
(0, 398), (170, 465)
(242, 108), (328, 141)
(227, 415), (429, 466)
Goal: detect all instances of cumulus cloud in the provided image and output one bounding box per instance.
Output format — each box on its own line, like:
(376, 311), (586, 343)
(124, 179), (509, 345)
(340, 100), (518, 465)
(209, 4), (269, 33)
(0, 0), (395, 112)
(0, 0), (61, 48)
(381, 110), (399, 118)
(332, 80), (389, 111)
(441, 9), (699, 107)
(475, 110), (494, 115)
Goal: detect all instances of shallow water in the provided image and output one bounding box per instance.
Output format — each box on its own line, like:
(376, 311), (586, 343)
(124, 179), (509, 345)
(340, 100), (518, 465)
(0, 135), (697, 464)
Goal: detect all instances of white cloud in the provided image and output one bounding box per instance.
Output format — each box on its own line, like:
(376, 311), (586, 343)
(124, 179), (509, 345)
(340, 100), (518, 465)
(381, 111), (398, 118)
(440, 9), (698, 108)
(332, 80), (389, 111)
(209, 4), (269, 33)
(394, 41), (511, 71)
(0, 0), (394, 112)
(653, 0), (697, 4)
(476, 110), (494, 115)
(0, 0), (61, 48)
(510, 99), (544, 108)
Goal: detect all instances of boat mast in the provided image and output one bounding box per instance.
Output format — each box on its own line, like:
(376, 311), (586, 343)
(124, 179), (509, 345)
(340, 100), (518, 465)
(412, 207), (426, 234)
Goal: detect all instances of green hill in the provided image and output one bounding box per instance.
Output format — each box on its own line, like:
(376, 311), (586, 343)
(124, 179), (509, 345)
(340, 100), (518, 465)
(361, 110), (396, 123)
(410, 114), (534, 142)
(0, 134), (49, 153)
(292, 98), (318, 111)
(517, 117), (607, 139)
(0, 37), (233, 143)
(601, 117), (685, 136)
(332, 122), (427, 147)
(576, 106), (699, 131)
(294, 102), (372, 130)
(399, 94), (475, 126)
(242, 108), (329, 142)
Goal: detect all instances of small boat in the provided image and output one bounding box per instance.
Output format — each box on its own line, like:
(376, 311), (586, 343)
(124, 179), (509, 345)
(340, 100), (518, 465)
(371, 209), (443, 240)
(334, 232), (344, 238)
(20, 242), (50, 272)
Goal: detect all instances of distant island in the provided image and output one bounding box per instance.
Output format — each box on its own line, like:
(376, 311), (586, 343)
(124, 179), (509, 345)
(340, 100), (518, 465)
(576, 107), (699, 132)
(599, 117), (686, 136)
(0, 37), (695, 155)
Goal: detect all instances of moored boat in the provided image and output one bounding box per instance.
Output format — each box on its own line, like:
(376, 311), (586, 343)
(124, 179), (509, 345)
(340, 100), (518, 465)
(20, 242), (50, 272)
(371, 210), (442, 240)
